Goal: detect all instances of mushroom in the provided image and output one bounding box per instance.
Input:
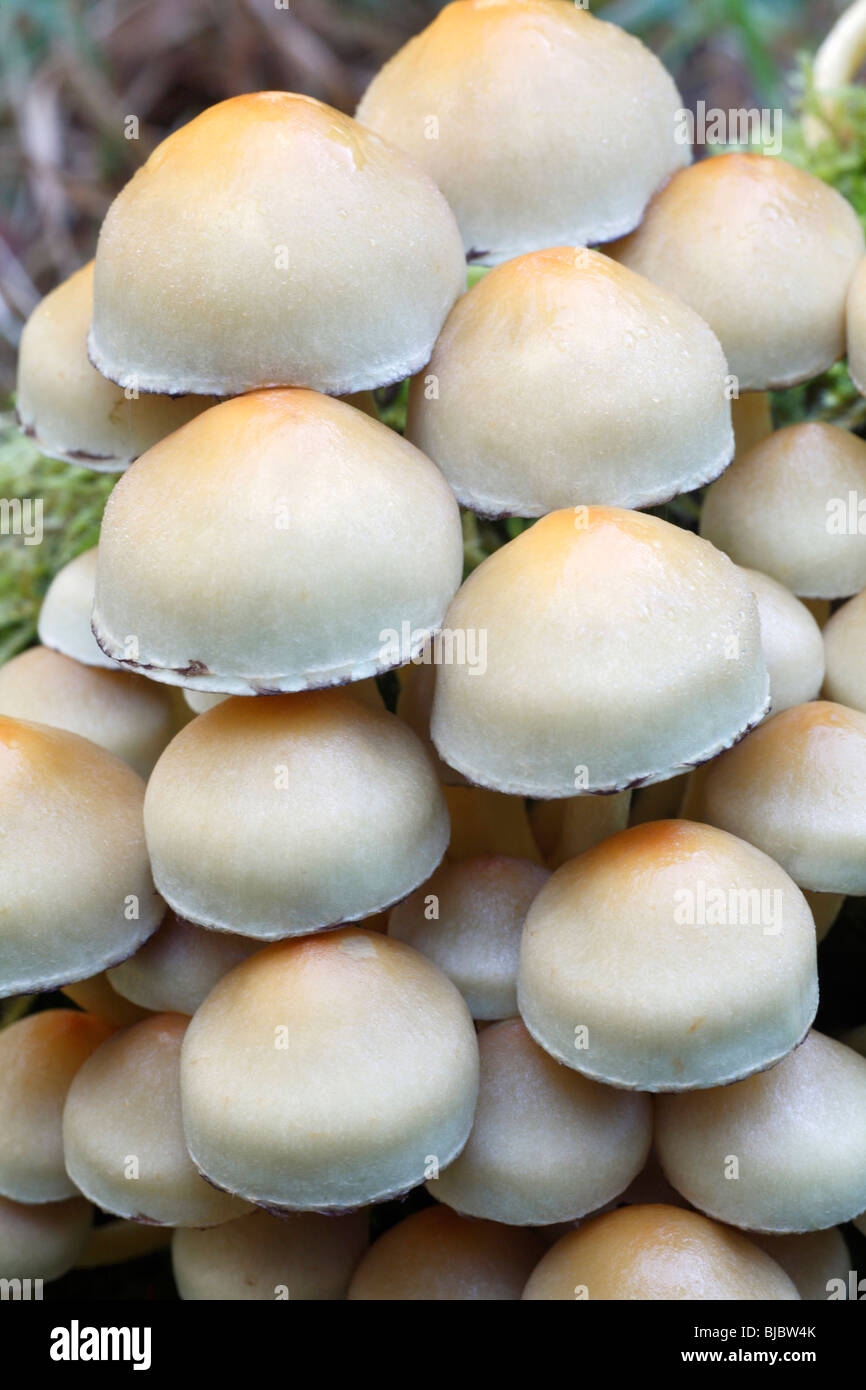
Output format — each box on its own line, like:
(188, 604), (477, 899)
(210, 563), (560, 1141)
(848, 256), (866, 393)
(15, 262), (214, 470)
(0, 1010), (113, 1202)
(143, 690), (449, 938)
(62, 1013), (249, 1227)
(430, 508), (769, 796)
(533, 791), (633, 870)
(443, 786), (542, 864)
(172, 1209), (369, 1301)
(396, 657), (468, 787)
(611, 153), (864, 389)
(518, 821), (818, 1090)
(37, 547), (116, 670)
(655, 1031), (866, 1232)
(430, 1019), (652, 1225)
(700, 424), (866, 599)
(750, 1228), (853, 1302)
(521, 1206), (799, 1300)
(388, 856), (550, 1019)
(0, 717), (164, 997)
(822, 588), (866, 711)
(108, 913), (261, 1017)
(89, 93), (464, 397)
(92, 390), (462, 694)
(356, 0), (689, 262)
(405, 247), (733, 515)
(0, 646), (177, 777)
(0, 1195), (93, 1284)
(179, 929), (479, 1211)
(347, 1206), (543, 1301)
(740, 568), (826, 715)
(695, 701), (866, 893)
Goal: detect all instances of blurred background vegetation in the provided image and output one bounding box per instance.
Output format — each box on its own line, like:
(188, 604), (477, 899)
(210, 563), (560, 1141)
(1, 0), (865, 1298)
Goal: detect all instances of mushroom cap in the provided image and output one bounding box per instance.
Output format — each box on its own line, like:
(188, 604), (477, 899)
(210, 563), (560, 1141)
(144, 690), (449, 938)
(356, 0), (689, 263)
(89, 93), (464, 396)
(430, 508), (769, 796)
(389, 856), (550, 1019)
(700, 423), (866, 600)
(847, 254), (866, 394)
(611, 153), (864, 389)
(0, 645), (177, 777)
(406, 247), (733, 516)
(0, 717), (164, 997)
(521, 1205), (800, 1300)
(443, 785), (542, 863)
(0, 1010), (114, 1202)
(172, 1209), (369, 1300)
(15, 262), (213, 470)
(655, 1031), (866, 1232)
(740, 568), (826, 715)
(696, 701), (866, 893)
(347, 1205), (543, 1300)
(179, 929), (479, 1211)
(37, 547), (116, 669)
(108, 913), (261, 1016)
(823, 588), (866, 711)
(431, 1018), (652, 1225)
(63, 1013), (249, 1227)
(0, 1195), (93, 1283)
(750, 1227), (852, 1302)
(92, 390), (463, 694)
(518, 820), (818, 1091)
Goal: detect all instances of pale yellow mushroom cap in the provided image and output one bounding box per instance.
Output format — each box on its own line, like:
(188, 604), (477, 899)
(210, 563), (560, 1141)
(0, 1195), (93, 1283)
(37, 547), (116, 669)
(108, 913), (261, 1016)
(823, 588), (866, 712)
(847, 254), (866, 393)
(740, 568), (826, 715)
(750, 1228), (853, 1302)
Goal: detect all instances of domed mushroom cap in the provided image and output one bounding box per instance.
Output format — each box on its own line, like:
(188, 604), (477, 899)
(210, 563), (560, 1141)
(144, 690), (449, 938)
(406, 247), (733, 516)
(348, 1205), (543, 1300)
(740, 568), (826, 715)
(847, 255), (866, 393)
(356, 0), (689, 263)
(431, 1019), (652, 1225)
(522, 1205), (799, 1300)
(0, 646), (176, 777)
(823, 589), (866, 711)
(696, 701), (866, 894)
(750, 1227), (852, 1302)
(15, 262), (213, 470)
(0, 717), (164, 997)
(612, 153), (864, 389)
(700, 423), (866, 600)
(518, 820), (818, 1091)
(180, 929), (479, 1211)
(655, 1031), (866, 1233)
(38, 547), (116, 669)
(431, 508), (769, 796)
(389, 856), (549, 1020)
(0, 1195), (93, 1283)
(89, 93), (464, 397)
(0, 1010), (114, 1203)
(63, 1013), (249, 1228)
(172, 1209), (368, 1301)
(108, 913), (261, 1016)
(93, 390), (463, 694)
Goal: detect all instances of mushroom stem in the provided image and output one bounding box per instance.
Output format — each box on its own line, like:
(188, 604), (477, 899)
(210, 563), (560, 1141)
(804, 0), (866, 148)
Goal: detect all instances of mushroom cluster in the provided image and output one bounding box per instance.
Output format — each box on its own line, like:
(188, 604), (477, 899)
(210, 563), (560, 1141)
(3, 0), (866, 1302)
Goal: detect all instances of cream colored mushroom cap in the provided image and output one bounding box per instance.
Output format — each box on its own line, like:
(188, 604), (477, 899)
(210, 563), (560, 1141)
(389, 856), (549, 1019)
(700, 423), (866, 599)
(406, 247), (733, 516)
(356, 0), (689, 263)
(847, 254), (866, 393)
(180, 929), (479, 1211)
(144, 690), (449, 938)
(16, 262), (213, 470)
(518, 820), (818, 1091)
(697, 701), (866, 893)
(92, 389), (463, 694)
(37, 547), (115, 669)
(0, 717), (164, 997)
(431, 1019), (652, 1225)
(740, 568), (826, 715)
(63, 1013), (249, 1227)
(522, 1205), (799, 1300)
(655, 1031), (866, 1233)
(89, 93), (464, 396)
(823, 589), (866, 711)
(108, 913), (261, 1016)
(612, 153), (864, 389)
(0, 1195), (93, 1283)
(431, 507), (769, 796)
(750, 1227), (852, 1302)
(172, 1209), (369, 1300)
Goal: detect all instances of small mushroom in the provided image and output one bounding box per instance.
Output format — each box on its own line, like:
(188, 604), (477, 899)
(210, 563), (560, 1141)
(847, 256), (866, 393)
(37, 547), (116, 670)
(108, 913), (261, 1017)
(822, 588), (866, 711)
(750, 1228), (853, 1302)
(740, 568), (826, 715)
